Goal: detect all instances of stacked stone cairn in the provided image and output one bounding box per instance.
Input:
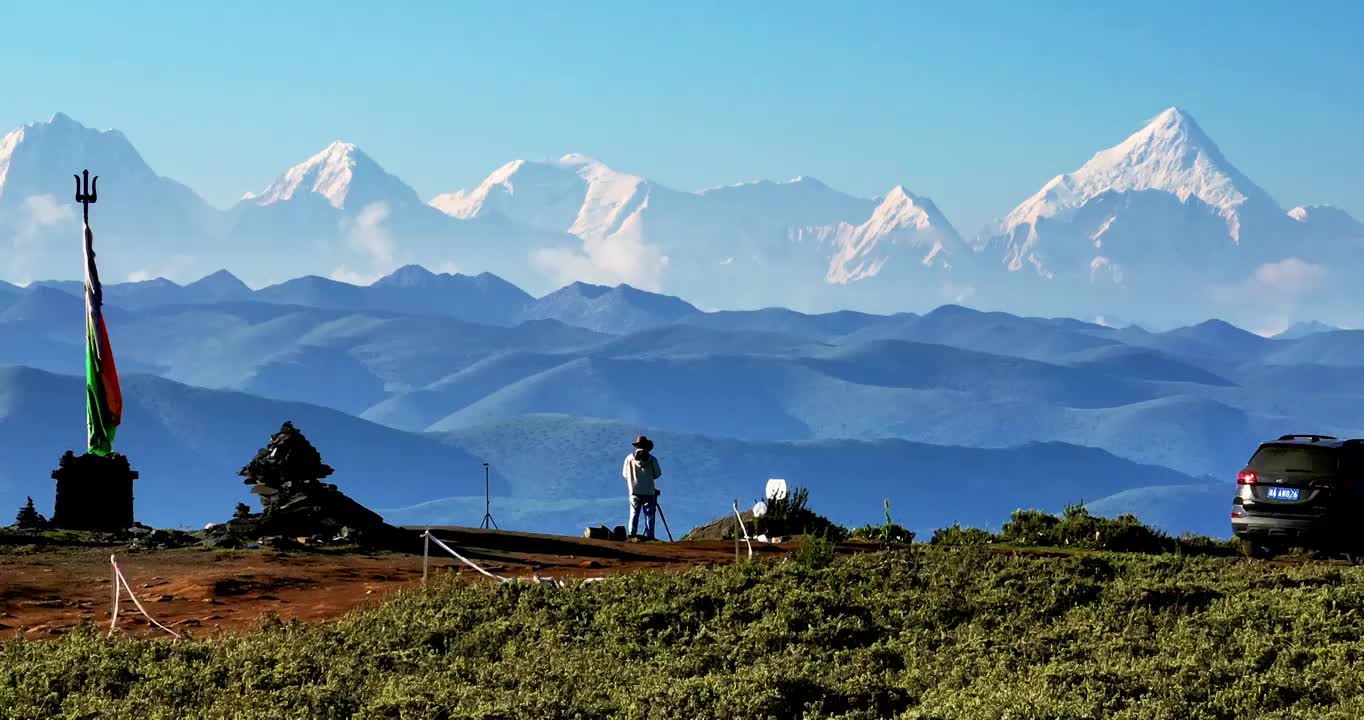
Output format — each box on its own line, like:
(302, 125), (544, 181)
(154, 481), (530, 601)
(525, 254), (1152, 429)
(202, 421), (412, 550)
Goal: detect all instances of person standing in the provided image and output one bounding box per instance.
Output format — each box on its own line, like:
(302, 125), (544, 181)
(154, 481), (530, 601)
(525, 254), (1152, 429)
(623, 435), (662, 539)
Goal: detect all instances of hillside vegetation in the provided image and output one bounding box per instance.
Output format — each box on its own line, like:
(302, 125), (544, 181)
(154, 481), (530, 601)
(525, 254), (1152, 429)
(4, 545), (1363, 718)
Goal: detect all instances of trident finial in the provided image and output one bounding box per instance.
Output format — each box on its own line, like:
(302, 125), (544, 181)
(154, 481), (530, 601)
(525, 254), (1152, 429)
(74, 169), (98, 224)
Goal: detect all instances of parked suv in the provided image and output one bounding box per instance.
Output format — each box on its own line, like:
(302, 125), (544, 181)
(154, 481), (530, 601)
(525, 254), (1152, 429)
(1231, 435), (1364, 558)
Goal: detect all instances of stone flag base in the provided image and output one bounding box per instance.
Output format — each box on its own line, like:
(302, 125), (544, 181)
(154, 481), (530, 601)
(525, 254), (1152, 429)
(51, 450), (138, 531)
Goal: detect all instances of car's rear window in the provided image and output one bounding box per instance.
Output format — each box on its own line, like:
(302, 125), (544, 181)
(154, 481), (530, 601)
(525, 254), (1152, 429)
(1250, 445), (1339, 474)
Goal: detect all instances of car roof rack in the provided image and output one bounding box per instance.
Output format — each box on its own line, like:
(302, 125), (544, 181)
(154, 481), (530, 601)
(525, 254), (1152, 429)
(1277, 434), (1339, 442)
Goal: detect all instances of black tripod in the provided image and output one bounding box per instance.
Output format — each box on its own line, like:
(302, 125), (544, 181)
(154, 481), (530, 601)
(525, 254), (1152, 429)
(479, 463), (498, 529)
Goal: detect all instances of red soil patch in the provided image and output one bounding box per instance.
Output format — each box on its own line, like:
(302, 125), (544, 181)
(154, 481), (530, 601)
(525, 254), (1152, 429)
(0, 527), (833, 640)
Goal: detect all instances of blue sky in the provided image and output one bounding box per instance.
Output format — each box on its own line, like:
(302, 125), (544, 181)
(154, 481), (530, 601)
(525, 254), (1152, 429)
(2, 0), (1360, 233)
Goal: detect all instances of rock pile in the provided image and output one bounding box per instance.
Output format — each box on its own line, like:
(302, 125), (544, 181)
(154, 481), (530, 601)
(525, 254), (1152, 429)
(203, 421), (413, 550)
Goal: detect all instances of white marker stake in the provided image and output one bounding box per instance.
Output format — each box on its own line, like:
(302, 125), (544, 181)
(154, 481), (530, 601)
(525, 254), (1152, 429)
(732, 501), (753, 561)
(108, 558), (121, 638)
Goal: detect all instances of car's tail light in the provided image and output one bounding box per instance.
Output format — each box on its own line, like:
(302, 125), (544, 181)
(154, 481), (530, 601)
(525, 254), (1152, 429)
(1237, 470), (1257, 485)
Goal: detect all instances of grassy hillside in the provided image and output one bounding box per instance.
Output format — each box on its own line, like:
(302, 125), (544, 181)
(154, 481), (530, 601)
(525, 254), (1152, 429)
(6, 548), (1364, 718)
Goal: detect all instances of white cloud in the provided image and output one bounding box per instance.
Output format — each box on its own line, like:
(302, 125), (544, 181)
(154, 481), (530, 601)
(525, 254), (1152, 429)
(343, 202), (397, 267)
(942, 282), (976, 304)
(530, 232), (669, 291)
(328, 266), (383, 286)
(1209, 257), (1329, 336)
(122, 255), (197, 284)
(22, 194), (71, 226)
(330, 202), (403, 286)
(1248, 257), (1327, 294)
(2, 194), (75, 283)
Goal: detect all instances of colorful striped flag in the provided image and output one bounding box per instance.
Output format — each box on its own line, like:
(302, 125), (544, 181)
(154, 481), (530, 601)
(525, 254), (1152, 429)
(83, 221), (122, 455)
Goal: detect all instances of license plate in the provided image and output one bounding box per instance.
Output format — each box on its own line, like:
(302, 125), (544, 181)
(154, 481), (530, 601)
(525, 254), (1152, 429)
(1266, 487), (1300, 501)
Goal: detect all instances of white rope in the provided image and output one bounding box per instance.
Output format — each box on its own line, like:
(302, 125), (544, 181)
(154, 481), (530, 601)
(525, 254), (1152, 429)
(421, 531), (611, 588)
(732, 502), (754, 560)
(108, 555), (181, 639)
(423, 531), (509, 582)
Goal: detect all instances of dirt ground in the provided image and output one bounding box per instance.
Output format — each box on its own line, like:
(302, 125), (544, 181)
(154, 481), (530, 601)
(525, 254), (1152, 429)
(0, 526), (818, 640)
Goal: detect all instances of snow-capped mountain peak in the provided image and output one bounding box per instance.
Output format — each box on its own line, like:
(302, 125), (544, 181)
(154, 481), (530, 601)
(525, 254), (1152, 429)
(825, 185), (964, 283)
(873, 186), (938, 229)
(997, 106), (1276, 244)
(0, 112), (206, 216)
(1287, 204), (1364, 241)
(429, 154), (644, 234)
(246, 140), (419, 210)
(1, 113), (142, 201)
(0, 127), (23, 192)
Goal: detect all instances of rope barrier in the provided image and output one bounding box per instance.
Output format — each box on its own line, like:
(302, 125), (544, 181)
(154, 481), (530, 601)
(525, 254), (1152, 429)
(421, 530), (607, 588)
(108, 555), (181, 639)
(423, 531), (509, 582)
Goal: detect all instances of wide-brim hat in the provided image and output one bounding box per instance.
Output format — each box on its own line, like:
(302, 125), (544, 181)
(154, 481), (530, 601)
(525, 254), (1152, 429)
(632, 435), (654, 450)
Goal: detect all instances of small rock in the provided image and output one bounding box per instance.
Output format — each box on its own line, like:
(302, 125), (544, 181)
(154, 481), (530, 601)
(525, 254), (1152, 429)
(579, 560), (604, 569)
(154, 595), (174, 602)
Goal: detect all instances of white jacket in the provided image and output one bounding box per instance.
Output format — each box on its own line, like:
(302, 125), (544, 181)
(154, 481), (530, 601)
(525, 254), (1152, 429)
(623, 451), (662, 496)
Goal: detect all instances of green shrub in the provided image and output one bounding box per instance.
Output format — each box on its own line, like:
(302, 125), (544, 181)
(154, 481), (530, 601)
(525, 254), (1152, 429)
(793, 530), (836, 570)
(752, 486), (848, 541)
(997, 503), (1232, 556)
(6, 547), (1364, 718)
(930, 523), (998, 546)
(850, 499), (914, 547)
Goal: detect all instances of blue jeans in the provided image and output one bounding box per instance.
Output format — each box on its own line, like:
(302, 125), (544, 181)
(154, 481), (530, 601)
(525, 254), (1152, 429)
(629, 494), (657, 538)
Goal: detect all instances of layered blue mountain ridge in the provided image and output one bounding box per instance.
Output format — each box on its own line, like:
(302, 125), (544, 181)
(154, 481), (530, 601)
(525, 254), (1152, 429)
(3, 265), (1358, 537)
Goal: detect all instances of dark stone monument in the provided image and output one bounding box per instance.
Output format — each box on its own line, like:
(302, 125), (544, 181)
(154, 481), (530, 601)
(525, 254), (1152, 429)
(208, 421), (410, 549)
(51, 451), (138, 531)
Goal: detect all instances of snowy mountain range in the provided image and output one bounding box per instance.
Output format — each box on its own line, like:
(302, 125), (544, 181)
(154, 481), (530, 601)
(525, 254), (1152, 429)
(1, 109), (1358, 330)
